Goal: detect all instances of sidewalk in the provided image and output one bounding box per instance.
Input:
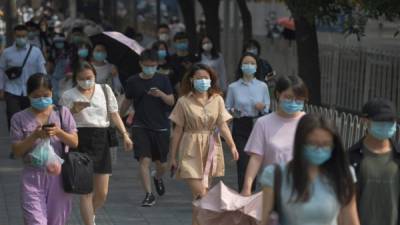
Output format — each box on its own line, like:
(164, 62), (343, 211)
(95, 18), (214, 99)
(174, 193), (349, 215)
(0, 102), (238, 225)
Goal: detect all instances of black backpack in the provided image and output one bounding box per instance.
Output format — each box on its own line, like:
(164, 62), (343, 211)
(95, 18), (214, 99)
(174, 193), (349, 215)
(56, 106), (93, 194)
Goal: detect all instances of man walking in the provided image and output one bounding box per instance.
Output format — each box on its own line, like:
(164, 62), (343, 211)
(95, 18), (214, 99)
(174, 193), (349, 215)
(121, 49), (174, 207)
(0, 24), (46, 158)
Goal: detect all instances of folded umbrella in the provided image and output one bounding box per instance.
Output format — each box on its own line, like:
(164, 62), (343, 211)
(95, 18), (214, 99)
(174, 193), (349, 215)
(90, 31), (145, 87)
(193, 181), (262, 225)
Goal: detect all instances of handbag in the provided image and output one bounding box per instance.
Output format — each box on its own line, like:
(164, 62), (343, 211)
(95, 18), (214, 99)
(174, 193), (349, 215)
(5, 45), (33, 80)
(56, 105), (94, 194)
(101, 84), (119, 147)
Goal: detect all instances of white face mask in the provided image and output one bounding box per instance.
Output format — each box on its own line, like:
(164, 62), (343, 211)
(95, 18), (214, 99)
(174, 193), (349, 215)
(77, 79), (95, 90)
(202, 43), (213, 52)
(158, 33), (169, 42)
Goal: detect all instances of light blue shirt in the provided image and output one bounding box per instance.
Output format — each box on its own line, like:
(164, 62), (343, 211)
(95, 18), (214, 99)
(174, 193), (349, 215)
(261, 164), (341, 225)
(225, 78), (270, 117)
(0, 43), (46, 96)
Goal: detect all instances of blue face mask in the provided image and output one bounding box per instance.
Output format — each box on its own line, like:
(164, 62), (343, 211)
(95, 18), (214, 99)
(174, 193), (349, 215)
(158, 50), (167, 60)
(16, 37), (27, 48)
(280, 99), (304, 114)
(142, 66), (158, 77)
(193, 79), (211, 93)
(93, 51), (107, 62)
(175, 42), (188, 51)
(55, 42), (64, 49)
(369, 121), (397, 140)
(30, 97), (53, 110)
(303, 145), (333, 166)
(78, 48), (89, 58)
(241, 63), (257, 76)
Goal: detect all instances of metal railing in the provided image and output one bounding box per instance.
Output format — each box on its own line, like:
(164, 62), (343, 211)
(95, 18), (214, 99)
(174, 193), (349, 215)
(319, 44), (400, 115)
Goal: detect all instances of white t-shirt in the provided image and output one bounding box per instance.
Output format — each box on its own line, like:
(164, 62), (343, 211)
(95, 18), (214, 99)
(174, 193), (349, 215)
(59, 84), (118, 128)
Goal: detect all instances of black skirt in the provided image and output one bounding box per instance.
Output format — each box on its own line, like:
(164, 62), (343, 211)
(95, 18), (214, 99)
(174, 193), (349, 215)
(74, 127), (112, 174)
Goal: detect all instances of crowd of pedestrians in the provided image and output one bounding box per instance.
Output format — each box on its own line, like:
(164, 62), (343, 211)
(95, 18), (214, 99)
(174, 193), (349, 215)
(0, 5), (399, 225)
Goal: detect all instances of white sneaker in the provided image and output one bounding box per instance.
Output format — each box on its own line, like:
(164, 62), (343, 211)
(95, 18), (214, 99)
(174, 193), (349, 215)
(93, 215), (96, 225)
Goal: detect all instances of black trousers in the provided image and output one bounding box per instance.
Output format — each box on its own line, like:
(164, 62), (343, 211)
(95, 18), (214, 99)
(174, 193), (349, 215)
(5, 92), (30, 130)
(232, 117), (257, 192)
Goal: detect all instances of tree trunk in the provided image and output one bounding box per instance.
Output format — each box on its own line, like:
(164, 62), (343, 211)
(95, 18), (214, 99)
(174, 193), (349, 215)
(236, 0), (252, 44)
(177, 0), (197, 53)
(198, 0), (221, 51)
(292, 14), (321, 105)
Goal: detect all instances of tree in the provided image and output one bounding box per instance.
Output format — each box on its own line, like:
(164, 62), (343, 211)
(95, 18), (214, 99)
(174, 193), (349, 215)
(177, 0), (197, 52)
(283, 0), (353, 105)
(236, 0), (252, 44)
(198, 0), (221, 51)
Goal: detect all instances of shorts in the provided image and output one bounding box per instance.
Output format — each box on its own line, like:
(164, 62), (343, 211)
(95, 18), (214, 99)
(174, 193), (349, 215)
(74, 127), (112, 174)
(131, 127), (170, 163)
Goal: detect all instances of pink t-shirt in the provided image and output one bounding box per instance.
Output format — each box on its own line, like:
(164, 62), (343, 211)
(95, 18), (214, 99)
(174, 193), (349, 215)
(244, 112), (305, 167)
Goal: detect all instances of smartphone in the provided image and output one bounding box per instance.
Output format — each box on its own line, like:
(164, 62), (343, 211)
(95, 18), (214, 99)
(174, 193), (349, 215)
(149, 87), (158, 92)
(42, 123), (55, 129)
(74, 101), (90, 107)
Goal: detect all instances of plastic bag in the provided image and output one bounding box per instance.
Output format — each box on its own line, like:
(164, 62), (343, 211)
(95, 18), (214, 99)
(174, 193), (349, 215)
(29, 139), (64, 175)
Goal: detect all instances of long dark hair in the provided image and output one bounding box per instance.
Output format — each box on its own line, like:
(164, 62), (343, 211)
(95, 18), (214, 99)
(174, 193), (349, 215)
(27, 73), (52, 95)
(235, 52), (261, 80)
(197, 35), (219, 60)
(287, 114), (355, 206)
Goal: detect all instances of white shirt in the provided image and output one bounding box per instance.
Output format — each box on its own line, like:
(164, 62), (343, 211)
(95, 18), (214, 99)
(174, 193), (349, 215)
(59, 84), (118, 128)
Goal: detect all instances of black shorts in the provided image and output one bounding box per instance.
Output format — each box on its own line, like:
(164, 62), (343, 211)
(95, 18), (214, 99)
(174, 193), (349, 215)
(131, 127), (170, 163)
(74, 127), (112, 174)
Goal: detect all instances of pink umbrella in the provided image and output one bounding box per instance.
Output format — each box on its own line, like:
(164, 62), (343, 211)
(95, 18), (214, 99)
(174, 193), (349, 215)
(277, 17), (295, 30)
(193, 181), (262, 225)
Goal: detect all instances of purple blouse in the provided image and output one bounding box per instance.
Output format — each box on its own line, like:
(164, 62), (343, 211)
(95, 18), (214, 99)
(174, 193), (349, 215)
(10, 106), (77, 161)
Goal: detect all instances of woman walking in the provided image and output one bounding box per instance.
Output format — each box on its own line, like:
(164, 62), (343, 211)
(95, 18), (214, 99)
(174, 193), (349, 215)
(260, 114), (359, 225)
(169, 64), (239, 225)
(11, 73), (78, 225)
(60, 61), (133, 225)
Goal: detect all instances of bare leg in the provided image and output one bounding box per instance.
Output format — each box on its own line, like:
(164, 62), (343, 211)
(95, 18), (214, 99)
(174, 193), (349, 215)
(154, 160), (167, 179)
(80, 193), (94, 225)
(139, 157), (152, 193)
(92, 174), (110, 212)
(185, 179), (208, 225)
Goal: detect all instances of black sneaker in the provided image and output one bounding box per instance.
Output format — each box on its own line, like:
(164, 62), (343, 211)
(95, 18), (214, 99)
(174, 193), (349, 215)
(141, 193), (156, 207)
(153, 177), (165, 196)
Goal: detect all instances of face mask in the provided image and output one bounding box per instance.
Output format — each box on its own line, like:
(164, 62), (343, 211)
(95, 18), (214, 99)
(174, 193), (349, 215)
(202, 43), (213, 52)
(241, 63), (257, 76)
(28, 31), (39, 40)
(15, 37), (27, 47)
(93, 51), (107, 62)
(77, 79), (95, 90)
(247, 48), (258, 55)
(78, 48), (89, 58)
(142, 66), (158, 77)
(30, 97), (53, 110)
(369, 121), (397, 140)
(303, 145), (333, 166)
(71, 36), (83, 44)
(158, 33), (169, 42)
(193, 79), (211, 93)
(55, 42), (64, 49)
(175, 42), (188, 51)
(280, 99), (304, 114)
(158, 50), (167, 60)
